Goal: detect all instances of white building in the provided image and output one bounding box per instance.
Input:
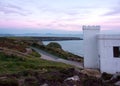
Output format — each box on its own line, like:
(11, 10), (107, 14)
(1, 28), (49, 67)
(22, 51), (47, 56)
(83, 26), (120, 74)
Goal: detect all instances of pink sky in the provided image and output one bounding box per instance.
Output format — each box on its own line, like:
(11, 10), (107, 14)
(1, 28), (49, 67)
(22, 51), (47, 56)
(0, 0), (120, 33)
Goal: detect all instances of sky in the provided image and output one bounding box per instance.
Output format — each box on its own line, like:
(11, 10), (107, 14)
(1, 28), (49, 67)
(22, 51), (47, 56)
(0, 0), (120, 34)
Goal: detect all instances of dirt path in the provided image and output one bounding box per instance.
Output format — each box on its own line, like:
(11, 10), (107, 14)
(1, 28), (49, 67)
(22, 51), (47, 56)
(32, 47), (83, 68)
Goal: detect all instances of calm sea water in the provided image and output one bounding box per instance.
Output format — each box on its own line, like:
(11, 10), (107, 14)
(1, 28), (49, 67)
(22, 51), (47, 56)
(43, 40), (84, 57)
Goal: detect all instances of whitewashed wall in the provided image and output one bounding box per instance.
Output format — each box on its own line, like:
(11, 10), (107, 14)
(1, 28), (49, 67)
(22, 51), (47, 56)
(98, 35), (120, 74)
(83, 26), (100, 69)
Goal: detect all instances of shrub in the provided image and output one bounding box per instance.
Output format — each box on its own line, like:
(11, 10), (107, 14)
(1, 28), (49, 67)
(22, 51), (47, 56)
(47, 42), (62, 49)
(101, 72), (113, 80)
(0, 78), (18, 86)
(30, 51), (41, 57)
(24, 76), (38, 86)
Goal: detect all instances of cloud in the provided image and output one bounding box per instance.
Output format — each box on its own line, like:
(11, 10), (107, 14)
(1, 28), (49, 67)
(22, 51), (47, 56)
(103, 1), (120, 16)
(36, 20), (82, 31)
(0, 2), (31, 16)
(7, 4), (23, 10)
(0, 8), (26, 16)
(103, 8), (120, 16)
(39, 5), (92, 16)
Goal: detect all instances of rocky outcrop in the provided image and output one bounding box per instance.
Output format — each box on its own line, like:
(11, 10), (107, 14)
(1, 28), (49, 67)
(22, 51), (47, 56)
(81, 69), (101, 78)
(0, 68), (117, 86)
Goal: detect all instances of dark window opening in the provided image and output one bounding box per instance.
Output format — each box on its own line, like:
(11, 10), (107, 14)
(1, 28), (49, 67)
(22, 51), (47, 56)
(113, 46), (120, 58)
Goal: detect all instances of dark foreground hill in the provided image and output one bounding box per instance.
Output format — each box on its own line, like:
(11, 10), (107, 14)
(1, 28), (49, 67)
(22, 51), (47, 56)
(0, 52), (117, 86)
(0, 37), (119, 86)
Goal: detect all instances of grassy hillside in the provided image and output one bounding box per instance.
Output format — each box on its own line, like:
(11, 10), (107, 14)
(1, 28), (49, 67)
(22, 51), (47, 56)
(0, 37), (115, 86)
(0, 37), (28, 52)
(0, 37), (72, 74)
(0, 52), (71, 74)
(0, 52), (114, 86)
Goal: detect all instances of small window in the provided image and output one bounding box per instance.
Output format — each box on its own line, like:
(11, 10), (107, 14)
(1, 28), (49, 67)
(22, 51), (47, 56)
(113, 46), (120, 58)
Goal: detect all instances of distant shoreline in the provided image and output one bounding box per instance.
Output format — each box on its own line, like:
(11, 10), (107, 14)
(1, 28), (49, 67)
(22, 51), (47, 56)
(31, 37), (82, 41)
(3, 36), (83, 41)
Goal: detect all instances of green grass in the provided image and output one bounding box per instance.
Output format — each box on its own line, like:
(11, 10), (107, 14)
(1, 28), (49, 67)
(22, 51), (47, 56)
(0, 52), (71, 74)
(30, 50), (41, 57)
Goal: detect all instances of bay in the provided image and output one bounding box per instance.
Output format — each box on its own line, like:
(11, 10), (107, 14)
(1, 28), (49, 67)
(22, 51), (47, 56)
(43, 40), (84, 57)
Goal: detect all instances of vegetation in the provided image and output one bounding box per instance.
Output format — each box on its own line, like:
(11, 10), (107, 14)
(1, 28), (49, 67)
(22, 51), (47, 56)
(0, 37), (41, 58)
(30, 49), (41, 57)
(0, 77), (19, 86)
(0, 37), (28, 52)
(0, 52), (74, 86)
(0, 52), (115, 86)
(0, 52), (71, 74)
(0, 37), (117, 86)
(32, 42), (83, 62)
(47, 42), (62, 49)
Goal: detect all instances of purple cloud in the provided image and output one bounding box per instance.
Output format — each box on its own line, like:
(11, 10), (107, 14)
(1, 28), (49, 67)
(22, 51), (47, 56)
(103, 8), (120, 16)
(0, 8), (26, 16)
(0, 2), (31, 16)
(103, 1), (120, 16)
(7, 4), (23, 10)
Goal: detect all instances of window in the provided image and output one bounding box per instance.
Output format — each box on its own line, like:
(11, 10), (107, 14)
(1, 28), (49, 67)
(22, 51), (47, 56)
(113, 46), (120, 58)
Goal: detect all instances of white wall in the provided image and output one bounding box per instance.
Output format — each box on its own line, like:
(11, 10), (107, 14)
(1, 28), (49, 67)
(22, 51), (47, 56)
(98, 35), (120, 74)
(83, 26), (100, 69)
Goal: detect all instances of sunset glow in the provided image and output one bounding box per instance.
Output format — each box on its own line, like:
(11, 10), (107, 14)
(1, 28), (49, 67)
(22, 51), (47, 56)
(0, 0), (120, 33)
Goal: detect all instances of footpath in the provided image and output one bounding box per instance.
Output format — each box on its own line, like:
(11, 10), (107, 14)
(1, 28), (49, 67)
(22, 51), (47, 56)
(32, 47), (83, 69)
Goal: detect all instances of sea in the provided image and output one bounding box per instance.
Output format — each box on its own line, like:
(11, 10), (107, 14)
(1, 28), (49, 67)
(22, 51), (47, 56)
(43, 40), (84, 57)
(18, 33), (84, 57)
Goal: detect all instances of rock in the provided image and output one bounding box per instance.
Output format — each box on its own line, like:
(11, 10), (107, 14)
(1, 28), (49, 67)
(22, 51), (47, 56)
(64, 75), (81, 86)
(65, 75), (80, 81)
(81, 69), (101, 78)
(64, 77), (81, 86)
(111, 73), (120, 81)
(75, 68), (81, 73)
(83, 77), (102, 86)
(114, 81), (120, 86)
(26, 48), (32, 54)
(40, 83), (48, 86)
(101, 72), (113, 82)
(0, 77), (7, 80)
(37, 41), (43, 45)
(18, 79), (24, 86)
(64, 80), (81, 86)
